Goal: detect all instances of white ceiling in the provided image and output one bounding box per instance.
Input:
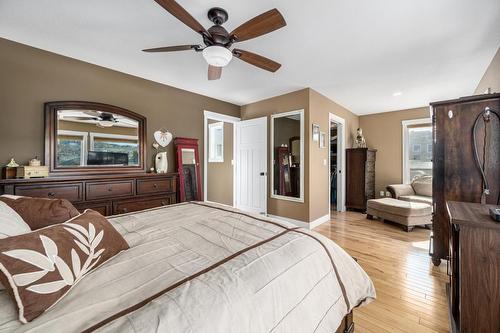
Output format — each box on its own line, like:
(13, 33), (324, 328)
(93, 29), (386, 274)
(1, 0), (499, 115)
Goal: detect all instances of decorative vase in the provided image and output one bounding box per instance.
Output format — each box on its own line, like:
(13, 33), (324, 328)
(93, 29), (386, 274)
(155, 152), (168, 173)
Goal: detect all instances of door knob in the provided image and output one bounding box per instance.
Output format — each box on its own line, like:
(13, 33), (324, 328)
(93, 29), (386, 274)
(260, 172), (267, 176)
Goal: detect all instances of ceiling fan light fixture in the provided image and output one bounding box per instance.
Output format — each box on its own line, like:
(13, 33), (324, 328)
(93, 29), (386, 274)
(202, 46), (232, 67)
(97, 120), (115, 128)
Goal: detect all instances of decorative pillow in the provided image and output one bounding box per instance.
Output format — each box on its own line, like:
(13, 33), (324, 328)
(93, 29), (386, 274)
(0, 196), (80, 230)
(0, 201), (31, 239)
(0, 209), (129, 323)
(411, 176), (432, 197)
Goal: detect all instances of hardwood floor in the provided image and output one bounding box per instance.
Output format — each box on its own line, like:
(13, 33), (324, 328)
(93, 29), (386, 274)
(315, 211), (450, 333)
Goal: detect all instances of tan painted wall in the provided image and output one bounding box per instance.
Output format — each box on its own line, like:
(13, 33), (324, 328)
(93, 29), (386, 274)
(207, 120), (233, 206)
(308, 89), (359, 221)
(359, 106), (430, 196)
(0, 38), (240, 191)
(475, 47), (500, 94)
(241, 88), (359, 223)
(240, 89), (310, 222)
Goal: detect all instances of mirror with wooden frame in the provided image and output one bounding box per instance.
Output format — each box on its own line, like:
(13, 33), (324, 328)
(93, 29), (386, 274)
(45, 101), (146, 175)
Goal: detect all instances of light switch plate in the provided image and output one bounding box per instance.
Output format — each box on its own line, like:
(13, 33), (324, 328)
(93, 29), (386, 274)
(379, 191), (384, 197)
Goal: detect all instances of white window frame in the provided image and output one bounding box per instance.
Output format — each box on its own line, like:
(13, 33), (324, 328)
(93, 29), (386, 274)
(208, 122), (224, 163)
(57, 130), (88, 166)
(402, 118), (432, 184)
(270, 109), (305, 203)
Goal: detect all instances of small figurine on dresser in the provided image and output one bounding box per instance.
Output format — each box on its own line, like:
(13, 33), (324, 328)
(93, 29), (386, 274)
(355, 128), (367, 148)
(1, 158), (19, 179)
(153, 129), (173, 173)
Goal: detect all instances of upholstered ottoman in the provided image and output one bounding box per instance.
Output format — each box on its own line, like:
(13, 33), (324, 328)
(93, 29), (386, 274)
(366, 198), (432, 232)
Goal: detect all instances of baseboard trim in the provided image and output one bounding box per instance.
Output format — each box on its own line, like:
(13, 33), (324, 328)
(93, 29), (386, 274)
(267, 213), (330, 230)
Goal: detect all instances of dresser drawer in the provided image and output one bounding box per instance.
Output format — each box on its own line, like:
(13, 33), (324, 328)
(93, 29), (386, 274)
(136, 178), (175, 195)
(113, 195), (175, 215)
(14, 183), (83, 202)
(74, 201), (112, 216)
(86, 180), (134, 201)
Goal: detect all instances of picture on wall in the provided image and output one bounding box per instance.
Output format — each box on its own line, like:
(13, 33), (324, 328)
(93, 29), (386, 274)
(312, 124), (320, 142)
(320, 132), (326, 148)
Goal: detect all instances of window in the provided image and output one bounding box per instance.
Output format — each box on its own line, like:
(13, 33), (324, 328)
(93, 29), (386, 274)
(56, 130), (88, 166)
(208, 122), (224, 162)
(89, 133), (139, 166)
(402, 119), (433, 183)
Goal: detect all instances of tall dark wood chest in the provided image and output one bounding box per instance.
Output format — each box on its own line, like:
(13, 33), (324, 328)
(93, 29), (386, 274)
(346, 148), (376, 211)
(447, 201), (500, 333)
(430, 93), (500, 266)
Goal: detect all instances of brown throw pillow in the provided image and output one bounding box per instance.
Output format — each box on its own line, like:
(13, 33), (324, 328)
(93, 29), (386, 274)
(0, 209), (129, 323)
(0, 196), (80, 230)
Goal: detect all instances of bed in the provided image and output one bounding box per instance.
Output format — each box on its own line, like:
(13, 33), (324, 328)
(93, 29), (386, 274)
(0, 202), (375, 332)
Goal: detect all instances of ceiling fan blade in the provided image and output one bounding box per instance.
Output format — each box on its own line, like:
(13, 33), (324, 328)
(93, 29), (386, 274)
(65, 117), (99, 121)
(208, 65), (222, 80)
(230, 9), (286, 43)
(233, 49), (281, 72)
(154, 0), (208, 36)
(142, 45), (199, 52)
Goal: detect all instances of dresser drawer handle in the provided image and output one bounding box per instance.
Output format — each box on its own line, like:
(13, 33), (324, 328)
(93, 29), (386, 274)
(122, 208), (128, 213)
(47, 192), (55, 197)
(107, 187), (113, 192)
(153, 184), (158, 189)
(161, 201), (167, 206)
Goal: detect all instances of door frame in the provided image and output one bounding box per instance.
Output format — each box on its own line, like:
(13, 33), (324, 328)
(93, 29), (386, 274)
(329, 113), (346, 212)
(203, 110), (240, 206)
(235, 116), (268, 214)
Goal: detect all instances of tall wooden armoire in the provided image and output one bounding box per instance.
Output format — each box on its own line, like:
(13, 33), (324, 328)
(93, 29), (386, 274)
(431, 93), (500, 266)
(346, 148), (376, 211)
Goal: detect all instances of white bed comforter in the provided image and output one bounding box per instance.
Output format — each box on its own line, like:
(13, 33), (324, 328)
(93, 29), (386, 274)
(0, 202), (375, 332)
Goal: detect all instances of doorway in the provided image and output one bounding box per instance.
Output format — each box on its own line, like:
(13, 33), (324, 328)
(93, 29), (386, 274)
(329, 113), (346, 212)
(203, 111), (240, 206)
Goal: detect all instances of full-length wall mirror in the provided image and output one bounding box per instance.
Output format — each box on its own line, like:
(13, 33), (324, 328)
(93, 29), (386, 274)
(45, 101), (146, 174)
(271, 110), (304, 202)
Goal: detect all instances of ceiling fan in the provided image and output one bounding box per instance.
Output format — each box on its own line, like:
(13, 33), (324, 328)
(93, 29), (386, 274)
(62, 111), (119, 128)
(143, 0), (287, 80)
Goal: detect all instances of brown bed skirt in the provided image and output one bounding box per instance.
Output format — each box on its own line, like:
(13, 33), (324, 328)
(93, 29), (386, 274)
(336, 311), (354, 333)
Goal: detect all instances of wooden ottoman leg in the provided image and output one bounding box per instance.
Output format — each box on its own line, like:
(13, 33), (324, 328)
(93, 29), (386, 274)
(366, 214), (373, 220)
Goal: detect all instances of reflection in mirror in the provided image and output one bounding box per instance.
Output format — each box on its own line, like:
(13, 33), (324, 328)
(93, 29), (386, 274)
(181, 148), (198, 201)
(56, 110), (139, 167)
(272, 111), (303, 200)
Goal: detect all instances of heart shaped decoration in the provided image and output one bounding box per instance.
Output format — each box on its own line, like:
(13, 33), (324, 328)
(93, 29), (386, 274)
(154, 130), (172, 147)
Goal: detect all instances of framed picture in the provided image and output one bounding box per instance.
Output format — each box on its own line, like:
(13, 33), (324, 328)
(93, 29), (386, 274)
(312, 124), (320, 142)
(320, 132), (326, 148)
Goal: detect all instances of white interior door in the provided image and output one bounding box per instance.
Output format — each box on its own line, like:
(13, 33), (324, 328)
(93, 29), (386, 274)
(236, 117), (267, 214)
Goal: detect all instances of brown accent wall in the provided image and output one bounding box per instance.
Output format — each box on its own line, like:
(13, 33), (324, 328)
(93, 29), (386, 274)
(359, 106), (430, 196)
(206, 120), (233, 206)
(0, 38), (240, 189)
(474, 47), (500, 95)
(308, 89), (359, 221)
(241, 89), (310, 222)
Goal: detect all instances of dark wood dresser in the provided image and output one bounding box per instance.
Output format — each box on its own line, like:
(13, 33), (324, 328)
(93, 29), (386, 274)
(431, 93), (500, 266)
(346, 148), (376, 211)
(447, 201), (500, 333)
(0, 173), (178, 216)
